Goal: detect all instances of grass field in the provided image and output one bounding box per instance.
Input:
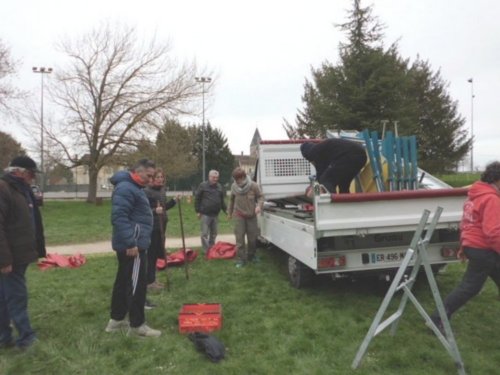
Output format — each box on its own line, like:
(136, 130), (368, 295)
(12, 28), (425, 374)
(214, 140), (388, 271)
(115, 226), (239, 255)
(437, 173), (480, 188)
(14, 183), (499, 374)
(42, 198), (233, 246)
(1, 249), (500, 374)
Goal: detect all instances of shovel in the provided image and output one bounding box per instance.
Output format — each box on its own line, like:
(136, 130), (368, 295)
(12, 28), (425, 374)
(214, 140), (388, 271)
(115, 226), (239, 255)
(157, 200), (171, 291)
(177, 197), (189, 280)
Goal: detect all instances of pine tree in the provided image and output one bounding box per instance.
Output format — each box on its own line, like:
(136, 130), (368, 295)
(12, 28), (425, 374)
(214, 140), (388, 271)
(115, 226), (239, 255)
(191, 122), (235, 186)
(286, 0), (470, 173)
(407, 59), (470, 172)
(0, 131), (26, 171)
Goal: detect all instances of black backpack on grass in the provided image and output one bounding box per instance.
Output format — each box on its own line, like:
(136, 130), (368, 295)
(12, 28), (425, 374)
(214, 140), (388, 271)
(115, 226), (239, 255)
(188, 332), (225, 363)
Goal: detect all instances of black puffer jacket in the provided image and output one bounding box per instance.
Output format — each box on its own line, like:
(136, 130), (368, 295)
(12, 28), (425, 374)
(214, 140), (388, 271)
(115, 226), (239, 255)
(300, 138), (366, 178)
(144, 186), (176, 229)
(0, 174), (46, 267)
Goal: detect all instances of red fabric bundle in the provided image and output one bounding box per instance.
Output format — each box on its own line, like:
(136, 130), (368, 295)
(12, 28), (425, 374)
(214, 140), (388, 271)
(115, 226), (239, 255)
(206, 242), (237, 260)
(156, 248), (198, 270)
(38, 253), (87, 270)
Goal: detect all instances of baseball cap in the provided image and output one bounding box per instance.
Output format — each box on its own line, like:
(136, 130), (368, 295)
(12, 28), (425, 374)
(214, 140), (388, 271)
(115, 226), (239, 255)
(9, 156), (41, 173)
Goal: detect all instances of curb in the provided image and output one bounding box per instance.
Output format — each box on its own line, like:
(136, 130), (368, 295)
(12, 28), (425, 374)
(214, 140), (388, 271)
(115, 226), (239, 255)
(46, 234), (235, 256)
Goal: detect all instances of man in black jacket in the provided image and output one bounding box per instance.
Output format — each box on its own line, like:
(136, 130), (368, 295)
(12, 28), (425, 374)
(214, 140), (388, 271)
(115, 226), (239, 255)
(300, 138), (367, 194)
(194, 170), (227, 253)
(0, 156), (46, 350)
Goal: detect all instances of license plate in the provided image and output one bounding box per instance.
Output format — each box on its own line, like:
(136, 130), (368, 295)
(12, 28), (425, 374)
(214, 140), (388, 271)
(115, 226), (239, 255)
(363, 251), (406, 264)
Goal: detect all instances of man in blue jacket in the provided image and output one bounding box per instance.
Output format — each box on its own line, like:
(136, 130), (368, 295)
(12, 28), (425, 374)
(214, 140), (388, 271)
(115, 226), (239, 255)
(105, 159), (161, 337)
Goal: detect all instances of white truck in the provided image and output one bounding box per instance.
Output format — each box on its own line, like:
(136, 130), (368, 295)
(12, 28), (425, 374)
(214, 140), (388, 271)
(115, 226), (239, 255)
(256, 139), (468, 288)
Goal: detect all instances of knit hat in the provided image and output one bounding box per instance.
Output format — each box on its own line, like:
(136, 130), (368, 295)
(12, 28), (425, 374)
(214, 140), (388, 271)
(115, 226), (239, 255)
(300, 142), (315, 160)
(9, 156), (40, 173)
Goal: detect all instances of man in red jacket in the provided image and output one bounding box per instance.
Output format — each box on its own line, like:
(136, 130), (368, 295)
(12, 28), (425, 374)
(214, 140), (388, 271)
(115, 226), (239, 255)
(430, 161), (500, 328)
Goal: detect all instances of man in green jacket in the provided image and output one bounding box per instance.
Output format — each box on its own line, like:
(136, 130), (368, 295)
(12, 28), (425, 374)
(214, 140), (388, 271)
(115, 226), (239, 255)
(0, 156), (46, 350)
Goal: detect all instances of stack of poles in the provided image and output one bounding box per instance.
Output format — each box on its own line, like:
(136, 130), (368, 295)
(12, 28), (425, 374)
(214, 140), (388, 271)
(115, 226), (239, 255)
(362, 129), (385, 192)
(381, 130), (418, 191)
(362, 129), (418, 192)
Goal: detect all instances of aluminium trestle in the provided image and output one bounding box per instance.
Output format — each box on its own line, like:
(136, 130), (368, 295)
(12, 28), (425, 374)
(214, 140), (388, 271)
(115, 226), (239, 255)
(351, 207), (466, 375)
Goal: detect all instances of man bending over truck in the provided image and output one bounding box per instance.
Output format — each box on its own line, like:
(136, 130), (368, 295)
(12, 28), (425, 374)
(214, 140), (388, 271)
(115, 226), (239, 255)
(300, 138), (367, 194)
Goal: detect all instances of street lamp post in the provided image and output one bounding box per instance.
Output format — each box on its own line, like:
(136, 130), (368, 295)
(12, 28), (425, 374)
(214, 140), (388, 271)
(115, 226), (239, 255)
(195, 76), (212, 182)
(74, 154), (78, 199)
(32, 66), (53, 190)
(467, 78), (474, 172)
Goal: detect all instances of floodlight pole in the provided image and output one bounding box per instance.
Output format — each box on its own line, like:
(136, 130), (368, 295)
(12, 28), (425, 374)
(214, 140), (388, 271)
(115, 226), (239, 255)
(195, 76), (212, 182)
(32, 66), (53, 190)
(467, 78), (474, 172)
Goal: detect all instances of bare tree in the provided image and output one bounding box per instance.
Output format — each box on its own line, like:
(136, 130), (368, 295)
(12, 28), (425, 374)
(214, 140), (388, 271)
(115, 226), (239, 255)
(47, 23), (206, 202)
(0, 39), (25, 117)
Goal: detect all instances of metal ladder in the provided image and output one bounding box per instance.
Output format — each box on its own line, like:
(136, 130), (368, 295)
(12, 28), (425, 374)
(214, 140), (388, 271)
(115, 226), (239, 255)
(351, 208), (466, 374)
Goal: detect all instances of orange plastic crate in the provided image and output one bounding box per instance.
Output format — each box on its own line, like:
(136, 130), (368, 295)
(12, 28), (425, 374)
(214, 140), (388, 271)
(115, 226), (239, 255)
(178, 303), (223, 334)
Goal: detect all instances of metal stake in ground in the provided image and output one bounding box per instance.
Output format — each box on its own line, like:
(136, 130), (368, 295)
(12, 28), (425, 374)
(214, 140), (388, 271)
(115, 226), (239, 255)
(177, 198), (189, 280)
(157, 200), (170, 291)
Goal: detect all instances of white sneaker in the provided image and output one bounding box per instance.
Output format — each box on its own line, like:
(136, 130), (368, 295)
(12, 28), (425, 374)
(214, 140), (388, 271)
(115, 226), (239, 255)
(127, 323), (161, 337)
(105, 319), (130, 333)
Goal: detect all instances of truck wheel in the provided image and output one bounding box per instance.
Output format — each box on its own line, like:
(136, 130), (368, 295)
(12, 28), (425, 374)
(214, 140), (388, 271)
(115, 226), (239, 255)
(288, 256), (314, 288)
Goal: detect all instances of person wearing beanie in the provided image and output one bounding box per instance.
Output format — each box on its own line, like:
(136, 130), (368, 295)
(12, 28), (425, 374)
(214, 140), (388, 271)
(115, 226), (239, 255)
(0, 155), (46, 350)
(429, 161), (500, 332)
(300, 138), (367, 194)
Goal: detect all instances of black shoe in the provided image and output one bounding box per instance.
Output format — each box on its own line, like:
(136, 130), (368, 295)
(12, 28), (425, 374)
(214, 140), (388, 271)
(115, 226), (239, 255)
(145, 300), (157, 310)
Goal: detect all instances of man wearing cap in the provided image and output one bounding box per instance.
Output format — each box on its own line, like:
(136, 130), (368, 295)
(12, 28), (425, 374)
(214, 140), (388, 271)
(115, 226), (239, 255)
(0, 156), (46, 350)
(300, 138), (367, 194)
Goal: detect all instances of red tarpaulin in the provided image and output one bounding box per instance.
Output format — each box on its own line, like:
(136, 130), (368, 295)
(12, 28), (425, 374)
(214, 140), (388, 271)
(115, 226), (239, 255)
(38, 253), (87, 271)
(156, 248), (198, 270)
(205, 242), (237, 260)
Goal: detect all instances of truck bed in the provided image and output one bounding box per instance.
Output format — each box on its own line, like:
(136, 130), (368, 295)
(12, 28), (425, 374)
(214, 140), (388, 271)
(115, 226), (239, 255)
(256, 140), (467, 284)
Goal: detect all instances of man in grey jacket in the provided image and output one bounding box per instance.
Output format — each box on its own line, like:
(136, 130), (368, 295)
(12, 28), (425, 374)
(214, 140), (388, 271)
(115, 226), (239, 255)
(194, 170), (227, 253)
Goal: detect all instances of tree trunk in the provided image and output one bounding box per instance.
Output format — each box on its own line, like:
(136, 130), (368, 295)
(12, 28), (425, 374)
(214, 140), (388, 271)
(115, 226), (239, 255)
(86, 167), (99, 203)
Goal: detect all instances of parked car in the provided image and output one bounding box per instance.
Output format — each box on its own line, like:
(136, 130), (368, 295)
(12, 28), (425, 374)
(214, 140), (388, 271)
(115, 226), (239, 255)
(31, 185), (43, 207)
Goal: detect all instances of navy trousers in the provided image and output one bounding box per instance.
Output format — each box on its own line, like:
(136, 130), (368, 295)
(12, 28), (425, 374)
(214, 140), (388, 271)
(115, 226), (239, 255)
(0, 264), (36, 348)
(432, 247), (500, 321)
(110, 251), (147, 328)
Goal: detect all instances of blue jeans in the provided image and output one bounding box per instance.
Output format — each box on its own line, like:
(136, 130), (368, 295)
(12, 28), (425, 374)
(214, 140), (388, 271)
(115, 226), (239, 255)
(0, 264), (36, 348)
(200, 215), (218, 252)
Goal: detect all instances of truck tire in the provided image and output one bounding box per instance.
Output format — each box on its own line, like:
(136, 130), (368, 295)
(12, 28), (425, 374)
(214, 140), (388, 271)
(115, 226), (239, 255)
(288, 256), (314, 288)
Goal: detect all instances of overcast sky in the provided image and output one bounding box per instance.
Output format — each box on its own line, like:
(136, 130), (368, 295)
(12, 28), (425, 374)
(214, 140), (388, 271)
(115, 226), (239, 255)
(2, 0), (499, 169)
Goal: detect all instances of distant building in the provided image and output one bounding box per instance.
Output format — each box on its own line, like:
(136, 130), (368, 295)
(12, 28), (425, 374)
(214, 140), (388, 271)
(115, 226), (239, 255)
(249, 128), (261, 157)
(72, 155), (125, 191)
(73, 164), (119, 190)
(233, 128), (261, 178)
